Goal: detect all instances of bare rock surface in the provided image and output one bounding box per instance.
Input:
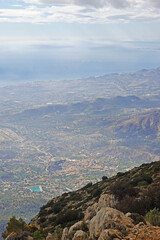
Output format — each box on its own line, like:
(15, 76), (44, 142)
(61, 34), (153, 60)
(46, 233), (54, 240)
(62, 227), (69, 240)
(84, 203), (98, 221)
(68, 221), (83, 235)
(89, 207), (134, 239)
(98, 229), (122, 240)
(73, 230), (88, 240)
(98, 194), (117, 209)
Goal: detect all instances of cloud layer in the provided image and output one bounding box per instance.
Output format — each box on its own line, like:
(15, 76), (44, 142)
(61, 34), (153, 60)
(22, 0), (160, 9)
(0, 0), (159, 24)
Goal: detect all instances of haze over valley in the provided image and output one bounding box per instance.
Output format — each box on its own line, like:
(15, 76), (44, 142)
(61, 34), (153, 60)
(0, 66), (160, 235)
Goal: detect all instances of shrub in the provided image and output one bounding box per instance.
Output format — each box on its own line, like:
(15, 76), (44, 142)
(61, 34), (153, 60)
(131, 175), (153, 186)
(69, 192), (82, 201)
(110, 182), (138, 201)
(33, 229), (45, 240)
(129, 213), (146, 225)
(53, 225), (63, 240)
(55, 209), (84, 226)
(145, 208), (160, 226)
(116, 172), (125, 177)
(49, 201), (67, 214)
(116, 195), (146, 215)
(81, 182), (92, 190)
(102, 176), (108, 181)
(92, 188), (102, 198)
(39, 217), (46, 223)
(39, 208), (48, 216)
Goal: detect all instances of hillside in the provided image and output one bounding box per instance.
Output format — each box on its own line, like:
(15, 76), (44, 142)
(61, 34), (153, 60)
(4, 160), (160, 240)
(116, 110), (160, 137)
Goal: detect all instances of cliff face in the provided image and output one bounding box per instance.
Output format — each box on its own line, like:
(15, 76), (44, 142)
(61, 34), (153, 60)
(5, 161), (160, 240)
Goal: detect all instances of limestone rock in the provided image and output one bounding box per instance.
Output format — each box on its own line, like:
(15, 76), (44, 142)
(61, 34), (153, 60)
(98, 194), (117, 209)
(27, 237), (33, 240)
(73, 230), (88, 240)
(46, 233), (54, 240)
(84, 203), (98, 221)
(68, 221), (83, 235)
(124, 224), (160, 240)
(89, 207), (134, 239)
(98, 229), (122, 240)
(62, 227), (69, 240)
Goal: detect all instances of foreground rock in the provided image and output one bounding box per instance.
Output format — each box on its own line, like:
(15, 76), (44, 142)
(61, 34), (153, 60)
(89, 207), (133, 239)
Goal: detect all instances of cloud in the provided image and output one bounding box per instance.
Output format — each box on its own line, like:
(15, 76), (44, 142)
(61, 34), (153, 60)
(148, 0), (160, 8)
(21, 0), (160, 9)
(0, 0), (160, 24)
(22, 0), (131, 8)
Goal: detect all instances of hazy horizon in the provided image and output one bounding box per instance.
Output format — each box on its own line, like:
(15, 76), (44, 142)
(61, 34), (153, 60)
(0, 1), (160, 87)
(0, 63), (159, 88)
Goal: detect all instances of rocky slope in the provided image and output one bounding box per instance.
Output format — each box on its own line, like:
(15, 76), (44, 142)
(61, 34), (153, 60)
(116, 110), (160, 137)
(4, 161), (160, 240)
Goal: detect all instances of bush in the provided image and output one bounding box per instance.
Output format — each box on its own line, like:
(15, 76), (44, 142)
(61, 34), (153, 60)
(116, 172), (125, 177)
(131, 175), (153, 186)
(116, 195), (146, 215)
(39, 217), (46, 223)
(55, 209), (84, 226)
(92, 188), (102, 198)
(69, 192), (82, 201)
(53, 225), (63, 240)
(81, 182), (92, 190)
(145, 208), (160, 226)
(129, 213), (146, 225)
(110, 182), (138, 201)
(102, 176), (108, 181)
(33, 229), (46, 240)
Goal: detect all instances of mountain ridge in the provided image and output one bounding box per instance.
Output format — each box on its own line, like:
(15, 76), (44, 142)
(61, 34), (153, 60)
(3, 160), (160, 240)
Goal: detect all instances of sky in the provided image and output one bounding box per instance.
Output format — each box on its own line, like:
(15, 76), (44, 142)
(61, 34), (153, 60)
(0, 0), (160, 86)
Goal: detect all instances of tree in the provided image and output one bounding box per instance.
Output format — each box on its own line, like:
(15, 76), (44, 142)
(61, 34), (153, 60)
(2, 216), (26, 239)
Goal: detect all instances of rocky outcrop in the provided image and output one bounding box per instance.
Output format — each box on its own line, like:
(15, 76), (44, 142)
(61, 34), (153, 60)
(84, 203), (98, 221)
(98, 229), (122, 240)
(73, 230), (88, 240)
(62, 228), (69, 240)
(68, 221), (83, 235)
(97, 194), (117, 209)
(89, 207), (133, 239)
(84, 194), (117, 222)
(46, 233), (54, 240)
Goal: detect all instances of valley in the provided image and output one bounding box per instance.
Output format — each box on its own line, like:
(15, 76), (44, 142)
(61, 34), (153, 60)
(0, 66), (160, 237)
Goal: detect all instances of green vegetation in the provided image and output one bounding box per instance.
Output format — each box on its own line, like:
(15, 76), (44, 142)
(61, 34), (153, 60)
(33, 229), (46, 240)
(2, 216), (26, 239)
(53, 225), (63, 240)
(145, 208), (160, 226)
(55, 209), (84, 227)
